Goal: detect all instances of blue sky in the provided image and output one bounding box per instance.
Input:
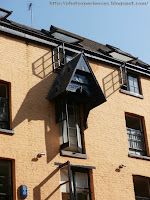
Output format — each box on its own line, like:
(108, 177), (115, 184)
(1, 0), (150, 64)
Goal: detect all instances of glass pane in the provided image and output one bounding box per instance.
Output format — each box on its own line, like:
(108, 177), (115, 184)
(60, 168), (72, 200)
(126, 116), (142, 131)
(75, 172), (89, 200)
(62, 120), (68, 143)
(69, 129), (77, 146)
(66, 55), (73, 63)
(129, 86), (135, 93)
(134, 87), (140, 94)
(0, 84), (7, 98)
(128, 76), (134, 86)
(68, 116), (76, 128)
(133, 176), (149, 198)
(133, 78), (138, 87)
(75, 172), (88, 189)
(76, 124), (82, 149)
(68, 104), (76, 128)
(59, 123), (63, 145)
(0, 99), (8, 121)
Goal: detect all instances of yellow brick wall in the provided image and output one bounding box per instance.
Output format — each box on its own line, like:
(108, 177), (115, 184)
(0, 33), (150, 200)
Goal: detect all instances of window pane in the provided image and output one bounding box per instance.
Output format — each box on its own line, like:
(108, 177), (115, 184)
(0, 84), (7, 98)
(69, 128), (77, 146)
(0, 83), (9, 130)
(75, 172), (88, 189)
(68, 104), (76, 128)
(133, 176), (149, 198)
(62, 120), (69, 143)
(0, 99), (8, 121)
(77, 124), (82, 151)
(128, 76), (134, 86)
(60, 168), (72, 200)
(75, 172), (90, 200)
(134, 87), (140, 94)
(66, 55), (73, 63)
(129, 86), (135, 93)
(133, 78), (138, 87)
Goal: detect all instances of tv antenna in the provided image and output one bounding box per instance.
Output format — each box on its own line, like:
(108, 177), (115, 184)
(28, 3), (33, 28)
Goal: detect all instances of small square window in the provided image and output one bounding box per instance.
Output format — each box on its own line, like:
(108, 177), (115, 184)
(0, 82), (10, 130)
(120, 69), (141, 95)
(0, 159), (13, 199)
(133, 175), (150, 200)
(125, 114), (147, 156)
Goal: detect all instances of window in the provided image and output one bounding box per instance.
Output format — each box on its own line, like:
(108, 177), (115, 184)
(60, 164), (92, 200)
(133, 175), (150, 200)
(0, 159), (13, 200)
(56, 98), (83, 154)
(125, 114), (147, 156)
(0, 82), (10, 130)
(120, 66), (142, 96)
(127, 74), (140, 94)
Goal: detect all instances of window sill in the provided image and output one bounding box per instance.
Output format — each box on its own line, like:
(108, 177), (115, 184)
(128, 153), (150, 161)
(60, 150), (87, 159)
(120, 89), (144, 99)
(0, 128), (14, 135)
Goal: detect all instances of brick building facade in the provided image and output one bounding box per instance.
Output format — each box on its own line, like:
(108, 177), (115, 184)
(0, 8), (150, 200)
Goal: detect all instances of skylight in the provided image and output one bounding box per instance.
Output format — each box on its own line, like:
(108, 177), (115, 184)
(51, 32), (80, 44)
(109, 52), (133, 62)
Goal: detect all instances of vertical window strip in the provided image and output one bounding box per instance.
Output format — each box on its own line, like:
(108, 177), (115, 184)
(0, 83), (9, 130)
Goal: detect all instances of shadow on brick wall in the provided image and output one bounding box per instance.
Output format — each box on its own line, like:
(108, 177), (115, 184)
(32, 51), (53, 79)
(13, 56), (60, 163)
(102, 69), (120, 98)
(33, 167), (60, 200)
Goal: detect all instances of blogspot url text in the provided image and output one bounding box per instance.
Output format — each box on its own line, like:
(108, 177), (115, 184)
(49, 1), (148, 6)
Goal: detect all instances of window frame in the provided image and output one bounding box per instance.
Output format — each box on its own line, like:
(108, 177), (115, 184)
(71, 167), (92, 200)
(0, 159), (13, 200)
(133, 175), (150, 200)
(125, 113), (147, 156)
(0, 81), (12, 132)
(56, 97), (85, 156)
(127, 73), (141, 95)
(120, 67), (143, 98)
(59, 161), (93, 200)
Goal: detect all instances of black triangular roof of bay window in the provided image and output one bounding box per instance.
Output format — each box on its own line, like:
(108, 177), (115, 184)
(47, 53), (106, 127)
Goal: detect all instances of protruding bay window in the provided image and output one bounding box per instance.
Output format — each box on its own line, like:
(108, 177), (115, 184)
(55, 98), (83, 154)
